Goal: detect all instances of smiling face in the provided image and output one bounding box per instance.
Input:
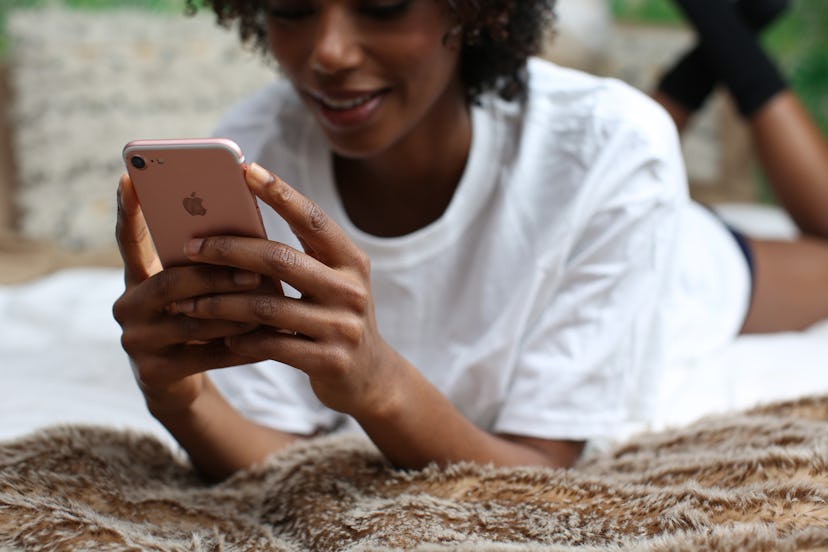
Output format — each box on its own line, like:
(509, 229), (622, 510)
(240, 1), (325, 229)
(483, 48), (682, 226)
(264, 0), (465, 160)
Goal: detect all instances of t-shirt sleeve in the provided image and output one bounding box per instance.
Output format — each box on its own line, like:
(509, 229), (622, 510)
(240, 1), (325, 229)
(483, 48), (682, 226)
(494, 105), (687, 442)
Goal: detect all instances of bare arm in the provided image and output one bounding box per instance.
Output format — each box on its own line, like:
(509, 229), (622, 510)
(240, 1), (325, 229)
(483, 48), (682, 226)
(148, 376), (300, 480)
(357, 357), (584, 469)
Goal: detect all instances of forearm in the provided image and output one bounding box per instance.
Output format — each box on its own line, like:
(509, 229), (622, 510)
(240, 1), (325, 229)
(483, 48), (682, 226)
(149, 377), (301, 481)
(355, 357), (581, 470)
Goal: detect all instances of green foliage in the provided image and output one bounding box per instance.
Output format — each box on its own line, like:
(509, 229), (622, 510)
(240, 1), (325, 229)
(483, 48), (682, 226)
(610, 0), (682, 24)
(763, 2), (828, 135)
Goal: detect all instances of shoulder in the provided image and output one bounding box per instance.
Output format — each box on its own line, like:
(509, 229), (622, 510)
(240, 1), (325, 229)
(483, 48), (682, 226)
(476, 59), (687, 255)
(489, 58), (685, 207)
(521, 57), (679, 160)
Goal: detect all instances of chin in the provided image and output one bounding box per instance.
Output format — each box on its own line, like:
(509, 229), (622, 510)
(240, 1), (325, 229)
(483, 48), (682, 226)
(323, 130), (397, 161)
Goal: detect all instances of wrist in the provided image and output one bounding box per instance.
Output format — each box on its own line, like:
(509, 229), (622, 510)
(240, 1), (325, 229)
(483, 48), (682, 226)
(352, 347), (413, 427)
(144, 377), (211, 423)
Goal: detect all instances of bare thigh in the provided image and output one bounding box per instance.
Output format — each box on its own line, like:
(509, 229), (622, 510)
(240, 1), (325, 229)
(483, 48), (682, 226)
(741, 236), (828, 334)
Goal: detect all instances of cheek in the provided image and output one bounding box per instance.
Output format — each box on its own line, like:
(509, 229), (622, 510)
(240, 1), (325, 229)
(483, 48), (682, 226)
(265, 26), (304, 77)
(383, 31), (459, 89)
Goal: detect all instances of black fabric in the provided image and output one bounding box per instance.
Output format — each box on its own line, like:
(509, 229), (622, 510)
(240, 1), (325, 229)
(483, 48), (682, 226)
(658, 47), (717, 112)
(739, 0), (790, 30)
(659, 0), (788, 116)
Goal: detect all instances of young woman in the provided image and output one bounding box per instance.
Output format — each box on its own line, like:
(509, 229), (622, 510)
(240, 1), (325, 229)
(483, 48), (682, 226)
(113, 0), (828, 481)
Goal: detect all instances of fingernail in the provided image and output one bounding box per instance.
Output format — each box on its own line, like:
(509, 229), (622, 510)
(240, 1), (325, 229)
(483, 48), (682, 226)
(175, 299), (195, 314)
(186, 238), (205, 257)
(233, 270), (260, 286)
(248, 163), (275, 186)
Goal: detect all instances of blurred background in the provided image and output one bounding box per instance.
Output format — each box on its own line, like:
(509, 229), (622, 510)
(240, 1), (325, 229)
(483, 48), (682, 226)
(0, 0), (825, 280)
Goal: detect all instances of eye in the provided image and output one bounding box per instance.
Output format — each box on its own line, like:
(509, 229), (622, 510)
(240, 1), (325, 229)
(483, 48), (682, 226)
(266, 1), (314, 20)
(360, 0), (412, 20)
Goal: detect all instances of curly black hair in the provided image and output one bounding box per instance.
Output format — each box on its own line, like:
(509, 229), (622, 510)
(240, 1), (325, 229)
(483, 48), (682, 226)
(185, 0), (556, 102)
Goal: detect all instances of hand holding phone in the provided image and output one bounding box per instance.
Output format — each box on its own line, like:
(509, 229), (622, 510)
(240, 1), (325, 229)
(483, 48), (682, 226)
(122, 138), (266, 268)
(114, 138), (277, 423)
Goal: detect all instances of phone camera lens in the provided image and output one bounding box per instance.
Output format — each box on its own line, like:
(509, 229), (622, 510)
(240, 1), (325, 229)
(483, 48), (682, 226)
(131, 156), (146, 170)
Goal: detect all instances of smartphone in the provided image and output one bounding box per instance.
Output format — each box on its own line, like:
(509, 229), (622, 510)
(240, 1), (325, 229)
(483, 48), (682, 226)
(122, 138), (266, 268)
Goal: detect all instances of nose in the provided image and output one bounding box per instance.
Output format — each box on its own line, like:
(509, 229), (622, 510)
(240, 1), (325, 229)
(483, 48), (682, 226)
(310, 6), (363, 75)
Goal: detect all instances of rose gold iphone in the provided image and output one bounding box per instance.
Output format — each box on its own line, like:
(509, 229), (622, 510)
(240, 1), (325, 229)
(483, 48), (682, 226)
(122, 138), (266, 268)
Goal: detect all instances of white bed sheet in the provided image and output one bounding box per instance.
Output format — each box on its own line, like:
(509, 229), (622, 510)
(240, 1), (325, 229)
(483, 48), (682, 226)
(1, 205), (826, 446)
(0, 268), (174, 447)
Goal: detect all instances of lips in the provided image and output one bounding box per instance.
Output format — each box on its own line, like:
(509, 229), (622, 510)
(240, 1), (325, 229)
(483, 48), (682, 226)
(312, 90), (385, 110)
(307, 88), (389, 130)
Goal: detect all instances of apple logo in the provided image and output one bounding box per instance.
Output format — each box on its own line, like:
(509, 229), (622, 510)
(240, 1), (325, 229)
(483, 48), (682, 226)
(182, 192), (207, 216)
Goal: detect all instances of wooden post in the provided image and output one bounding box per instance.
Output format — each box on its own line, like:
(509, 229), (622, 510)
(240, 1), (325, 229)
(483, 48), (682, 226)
(0, 62), (17, 232)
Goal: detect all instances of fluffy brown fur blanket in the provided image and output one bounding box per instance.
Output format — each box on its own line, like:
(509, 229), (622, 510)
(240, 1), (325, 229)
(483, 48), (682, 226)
(1, 396), (827, 551)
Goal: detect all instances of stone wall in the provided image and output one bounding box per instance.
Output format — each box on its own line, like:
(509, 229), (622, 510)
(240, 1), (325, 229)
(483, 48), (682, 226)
(0, 63), (16, 231)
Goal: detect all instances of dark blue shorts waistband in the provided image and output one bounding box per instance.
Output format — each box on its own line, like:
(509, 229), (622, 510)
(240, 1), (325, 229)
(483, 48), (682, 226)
(725, 225), (755, 284)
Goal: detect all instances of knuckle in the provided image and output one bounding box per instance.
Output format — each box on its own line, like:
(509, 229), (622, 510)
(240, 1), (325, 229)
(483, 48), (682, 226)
(251, 296), (278, 323)
(353, 250), (371, 276)
(331, 314), (364, 346)
(306, 201), (329, 233)
(323, 346), (352, 376)
(151, 271), (176, 302)
(177, 315), (202, 340)
(263, 242), (299, 271)
(133, 222), (150, 244)
(271, 177), (295, 205)
(119, 328), (145, 356)
(339, 279), (370, 312)
(112, 296), (128, 326)
(205, 236), (236, 260)
(194, 265), (222, 291)
(196, 265), (237, 293)
(199, 295), (224, 317)
(116, 217), (148, 248)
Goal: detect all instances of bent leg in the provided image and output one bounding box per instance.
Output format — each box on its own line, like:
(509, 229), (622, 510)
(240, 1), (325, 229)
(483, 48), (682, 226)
(749, 92), (828, 238)
(741, 236), (828, 333)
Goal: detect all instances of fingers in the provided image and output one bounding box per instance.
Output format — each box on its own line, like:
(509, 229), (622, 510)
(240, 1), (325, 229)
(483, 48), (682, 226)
(135, 341), (266, 388)
(114, 264), (263, 318)
(116, 174), (162, 286)
(174, 292), (343, 340)
(223, 328), (337, 377)
(245, 163), (370, 274)
(183, 235), (345, 302)
(121, 315), (259, 351)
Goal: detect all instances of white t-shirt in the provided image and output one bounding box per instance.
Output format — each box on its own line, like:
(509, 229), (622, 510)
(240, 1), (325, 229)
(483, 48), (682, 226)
(210, 58), (751, 442)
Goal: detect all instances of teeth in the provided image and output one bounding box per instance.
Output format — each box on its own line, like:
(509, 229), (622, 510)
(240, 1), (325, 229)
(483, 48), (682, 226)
(317, 92), (379, 110)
